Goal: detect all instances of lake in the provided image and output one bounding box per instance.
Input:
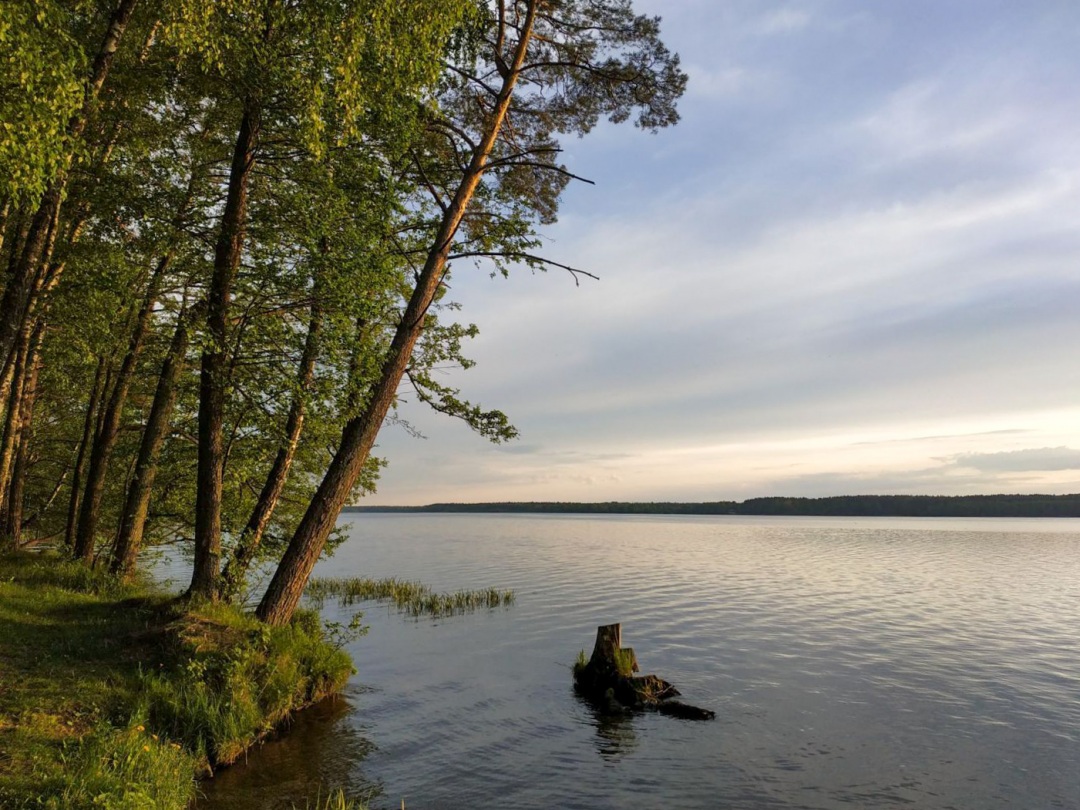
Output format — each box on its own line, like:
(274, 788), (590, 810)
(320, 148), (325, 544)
(194, 514), (1080, 809)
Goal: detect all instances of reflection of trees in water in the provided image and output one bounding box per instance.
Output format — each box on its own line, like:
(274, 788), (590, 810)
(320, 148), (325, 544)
(196, 693), (381, 809)
(575, 692), (639, 761)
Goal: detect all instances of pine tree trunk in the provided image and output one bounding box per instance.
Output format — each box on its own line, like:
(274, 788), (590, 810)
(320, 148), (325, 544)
(110, 305), (194, 579)
(255, 3), (539, 626)
(190, 101), (259, 600)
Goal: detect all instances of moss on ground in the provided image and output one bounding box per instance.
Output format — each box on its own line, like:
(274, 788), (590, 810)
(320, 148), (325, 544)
(0, 551), (353, 809)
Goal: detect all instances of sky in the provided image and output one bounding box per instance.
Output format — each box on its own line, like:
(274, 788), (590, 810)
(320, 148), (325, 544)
(365, 0), (1080, 505)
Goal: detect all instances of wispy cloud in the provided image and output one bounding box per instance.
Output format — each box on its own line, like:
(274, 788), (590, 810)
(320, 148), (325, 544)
(946, 447), (1080, 473)
(754, 7), (813, 35)
(366, 1), (1080, 504)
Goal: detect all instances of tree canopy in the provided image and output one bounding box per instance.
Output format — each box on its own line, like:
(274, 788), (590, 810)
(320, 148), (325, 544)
(0, 0), (686, 624)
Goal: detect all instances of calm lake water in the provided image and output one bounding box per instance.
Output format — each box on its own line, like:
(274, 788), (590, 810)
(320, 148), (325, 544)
(194, 514), (1080, 810)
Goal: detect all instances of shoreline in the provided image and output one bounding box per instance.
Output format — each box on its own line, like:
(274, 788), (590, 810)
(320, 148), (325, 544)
(0, 551), (354, 809)
(344, 493), (1080, 518)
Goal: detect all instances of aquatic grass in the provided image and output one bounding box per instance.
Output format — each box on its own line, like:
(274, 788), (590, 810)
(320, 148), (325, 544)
(573, 648), (589, 678)
(306, 576), (514, 618)
(613, 647), (637, 678)
(291, 786), (373, 809)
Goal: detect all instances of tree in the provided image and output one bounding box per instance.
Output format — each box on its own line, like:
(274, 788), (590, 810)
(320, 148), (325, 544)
(162, 0), (474, 599)
(256, 0), (686, 624)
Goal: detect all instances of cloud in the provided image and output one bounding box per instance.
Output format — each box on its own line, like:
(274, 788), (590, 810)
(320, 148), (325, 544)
(362, 1), (1080, 504)
(683, 65), (754, 101)
(855, 79), (1022, 167)
(754, 8), (813, 35)
(945, 447), (1080, 473)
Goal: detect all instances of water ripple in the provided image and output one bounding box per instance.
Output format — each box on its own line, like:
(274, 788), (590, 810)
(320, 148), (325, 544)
(198, 515), (1080, 810)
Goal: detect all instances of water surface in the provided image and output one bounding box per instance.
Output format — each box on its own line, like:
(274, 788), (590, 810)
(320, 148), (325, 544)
(196, 514), (1080, 809)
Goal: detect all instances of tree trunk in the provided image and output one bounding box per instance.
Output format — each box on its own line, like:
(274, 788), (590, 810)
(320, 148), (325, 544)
(74, 252), (171, 561)
(65, 357), (107, 548)
(110, 304), (194, 579)
(255, 2), (539, 626)
(0, 192), (61, 382)
(0, 326), (33, 530)
(4, 324), (44, 545)
(21, 464), (70, 538)
(0, 199), (11, 260)
(0, 215), (31, 413)
(219, 299), (321, 600)
(190, 101), (259, 600)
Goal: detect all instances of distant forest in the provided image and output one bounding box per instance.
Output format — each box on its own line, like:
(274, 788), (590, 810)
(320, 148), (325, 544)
(346, 495), (1080, 518)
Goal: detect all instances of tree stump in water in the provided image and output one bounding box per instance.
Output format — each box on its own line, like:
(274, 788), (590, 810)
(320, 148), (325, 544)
(573, 623), (715, 721)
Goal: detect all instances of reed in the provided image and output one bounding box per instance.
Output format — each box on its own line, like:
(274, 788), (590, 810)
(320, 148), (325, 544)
(306, 576), (514, 618)
(291, 786), (369, 809)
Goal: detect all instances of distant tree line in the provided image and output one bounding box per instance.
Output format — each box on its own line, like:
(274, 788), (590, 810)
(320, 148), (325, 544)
(347, 494), (1080, 518)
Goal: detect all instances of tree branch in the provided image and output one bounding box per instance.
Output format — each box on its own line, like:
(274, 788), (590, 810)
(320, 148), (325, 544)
(447, 251), (599, 284)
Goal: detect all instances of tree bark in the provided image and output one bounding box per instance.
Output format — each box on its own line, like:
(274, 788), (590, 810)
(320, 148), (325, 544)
(0, 326), (33, 530)
(0, 199), (10, 258)
(3, 323), (44, 546)
(65, 357), (107, 548)
(219, 298), (321, 600)
(0, 214), (31, 413)
(255, 2), (539, 625)
(21, 464), (69, 538)
(110, 304), (195, 579)
(74, 251), (172, 561)
(190, 100), (259, 600)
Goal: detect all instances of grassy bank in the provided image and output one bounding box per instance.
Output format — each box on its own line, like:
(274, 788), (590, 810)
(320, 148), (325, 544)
(0, 552), (353, 809)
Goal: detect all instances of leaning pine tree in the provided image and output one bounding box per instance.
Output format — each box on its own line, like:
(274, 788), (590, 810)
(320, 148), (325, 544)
(257, 0), (686, 624)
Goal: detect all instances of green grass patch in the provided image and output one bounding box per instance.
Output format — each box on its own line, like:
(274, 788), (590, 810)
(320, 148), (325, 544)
(573, 648), (589, 678)
(0, 551), (353, 809)
(136, 604), (353, 768)
(613, 647), (637, 678)
(306, 575), (514, 618)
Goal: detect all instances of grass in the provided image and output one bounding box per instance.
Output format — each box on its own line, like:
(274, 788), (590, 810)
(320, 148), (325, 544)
(306, 575), (514, 618)
(291, 787), (373, 809)
(613, 647), (637, 678)
(573, 648), (589, 678)
(0, 551), (353, 809)
(136, 603), (353, 769)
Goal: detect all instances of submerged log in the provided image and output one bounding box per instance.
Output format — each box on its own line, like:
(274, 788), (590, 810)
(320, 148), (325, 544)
(573, 623), (715, 721)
